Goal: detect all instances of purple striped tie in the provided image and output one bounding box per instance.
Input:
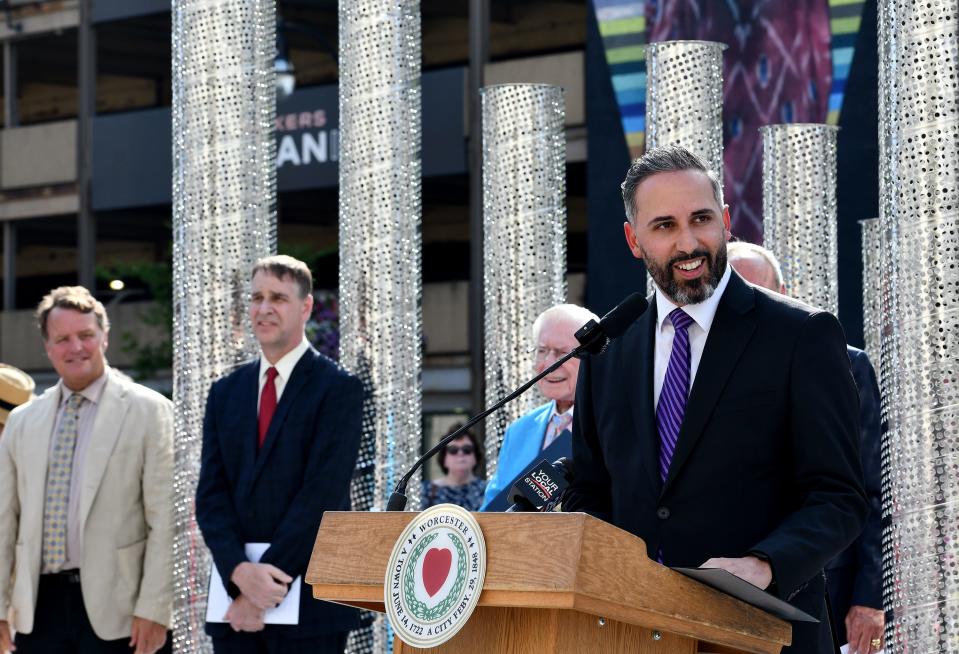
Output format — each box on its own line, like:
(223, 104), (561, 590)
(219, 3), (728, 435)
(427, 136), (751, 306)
(657, 308), (695, 482)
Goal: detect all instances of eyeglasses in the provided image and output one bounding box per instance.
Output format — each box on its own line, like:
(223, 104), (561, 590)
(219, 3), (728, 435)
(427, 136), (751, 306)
(528, 345), (575, 362)
(445, 445), (474, 456)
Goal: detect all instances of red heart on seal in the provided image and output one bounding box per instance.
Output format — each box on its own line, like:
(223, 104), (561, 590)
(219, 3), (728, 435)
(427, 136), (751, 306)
(422, 548), (453, 597)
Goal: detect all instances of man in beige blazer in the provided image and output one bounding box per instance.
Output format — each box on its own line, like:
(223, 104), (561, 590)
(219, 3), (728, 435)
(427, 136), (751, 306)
(0, 286), (172, 654)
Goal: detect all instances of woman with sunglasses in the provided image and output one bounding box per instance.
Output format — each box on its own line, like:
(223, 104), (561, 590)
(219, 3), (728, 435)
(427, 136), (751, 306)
(421, 424), (486, 510)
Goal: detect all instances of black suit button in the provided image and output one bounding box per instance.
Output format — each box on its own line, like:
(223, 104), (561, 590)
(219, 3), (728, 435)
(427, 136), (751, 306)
(657, 507), (670, 520)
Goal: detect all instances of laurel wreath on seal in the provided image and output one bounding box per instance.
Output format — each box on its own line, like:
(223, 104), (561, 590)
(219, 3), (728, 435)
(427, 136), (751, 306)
(403, 531), (469, 622)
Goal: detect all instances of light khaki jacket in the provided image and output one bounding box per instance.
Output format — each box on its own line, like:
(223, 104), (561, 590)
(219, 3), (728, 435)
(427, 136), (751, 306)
(0, 368), (172, 639)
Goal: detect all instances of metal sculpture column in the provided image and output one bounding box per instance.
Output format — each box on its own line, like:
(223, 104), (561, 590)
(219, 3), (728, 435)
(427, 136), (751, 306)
(859, 217), (884, 372)
(338, 1), (422, 651)
(878, 0), (959, 650)
(645, 40), (725, 177)
(481, 84), (566, 476)
(760, 124), (839, 314)
(171, 1), (276, 652)
(644, 40), (725, 292)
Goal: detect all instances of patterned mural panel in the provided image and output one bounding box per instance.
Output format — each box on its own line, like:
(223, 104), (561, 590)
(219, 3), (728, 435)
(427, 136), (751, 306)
(591, 0), (866, 243)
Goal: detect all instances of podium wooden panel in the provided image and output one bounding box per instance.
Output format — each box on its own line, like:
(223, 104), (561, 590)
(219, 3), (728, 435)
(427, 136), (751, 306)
(306, 512), (790, 654)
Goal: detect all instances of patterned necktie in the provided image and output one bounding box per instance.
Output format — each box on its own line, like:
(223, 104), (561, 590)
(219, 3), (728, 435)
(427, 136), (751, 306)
(258, 367), (278, 449)
(657, 308), (695, 482)
(543, 412), (572, 450)
(42, 392), (84, 572)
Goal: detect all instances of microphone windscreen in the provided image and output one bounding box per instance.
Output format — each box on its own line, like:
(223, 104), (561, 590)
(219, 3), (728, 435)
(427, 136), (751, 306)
(600, 293), (649, 339)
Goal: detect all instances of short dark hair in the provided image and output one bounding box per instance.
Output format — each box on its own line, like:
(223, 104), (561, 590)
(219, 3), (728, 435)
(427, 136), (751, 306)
(437, 424), (483, 475)
(251, 255), (313, 299)
(620, 145), (724, 223)
(35, 286), (110, 340)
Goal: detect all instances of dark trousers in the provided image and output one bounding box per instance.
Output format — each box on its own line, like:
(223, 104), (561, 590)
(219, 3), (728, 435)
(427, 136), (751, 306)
(211, 630), (348, 654)
(14, 573), (131, 654)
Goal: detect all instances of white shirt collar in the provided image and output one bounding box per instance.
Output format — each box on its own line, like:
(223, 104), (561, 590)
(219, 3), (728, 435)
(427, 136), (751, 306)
(259, 337), (311, 383)
(548, 400), (574, 419)
(58, 368), (109, 407)
(655, 264), (732, 333)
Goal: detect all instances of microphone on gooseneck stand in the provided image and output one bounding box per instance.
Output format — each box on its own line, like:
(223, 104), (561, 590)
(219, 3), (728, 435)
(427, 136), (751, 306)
(573, 291), (649, 355)
(385, 293), (649, 512)
(505, 457), (574, 513)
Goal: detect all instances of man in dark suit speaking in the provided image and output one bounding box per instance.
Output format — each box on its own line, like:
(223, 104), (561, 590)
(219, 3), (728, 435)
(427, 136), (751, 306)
(563, 146), (868, 653)
(197, 255), (361, 654)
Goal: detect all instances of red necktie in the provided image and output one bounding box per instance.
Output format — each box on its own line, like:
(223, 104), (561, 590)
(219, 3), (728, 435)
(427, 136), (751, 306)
(258, 367), (278, 449)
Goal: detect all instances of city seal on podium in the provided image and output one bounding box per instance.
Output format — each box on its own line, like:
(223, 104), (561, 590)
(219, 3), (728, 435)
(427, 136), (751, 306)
(384, 503), (487, 648)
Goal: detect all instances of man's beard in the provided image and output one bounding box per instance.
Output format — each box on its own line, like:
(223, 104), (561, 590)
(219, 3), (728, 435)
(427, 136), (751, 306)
(644, 243), (727, 305)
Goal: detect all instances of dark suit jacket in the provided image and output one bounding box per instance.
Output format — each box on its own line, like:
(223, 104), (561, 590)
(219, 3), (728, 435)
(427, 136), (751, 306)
(825, 347), (883, 640)
(564, 272), (868, 653)
(197, 347), (362, 638)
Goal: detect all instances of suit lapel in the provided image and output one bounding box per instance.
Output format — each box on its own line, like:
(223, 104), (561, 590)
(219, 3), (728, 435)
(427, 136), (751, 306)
(252, 348), (323, 485)
(627, 296), (661, 496)
(79, 371), (130, 531)
(662, 273), (756, 495)
(526, 401), (554, 459)
(22, 389), (60, 540)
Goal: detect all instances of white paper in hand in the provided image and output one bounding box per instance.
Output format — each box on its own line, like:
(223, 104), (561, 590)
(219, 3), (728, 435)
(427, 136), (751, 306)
(206, 543), (301, 625)
(840, 645), (884, 654)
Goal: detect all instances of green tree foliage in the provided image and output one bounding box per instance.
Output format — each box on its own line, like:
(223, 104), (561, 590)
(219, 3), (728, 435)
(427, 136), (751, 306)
(98, 260), (172, 381)
(98, 242), (337, 381)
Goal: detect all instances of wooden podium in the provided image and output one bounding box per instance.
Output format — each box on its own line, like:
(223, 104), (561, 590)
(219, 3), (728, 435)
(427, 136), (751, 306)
(307, 512), (790, 654)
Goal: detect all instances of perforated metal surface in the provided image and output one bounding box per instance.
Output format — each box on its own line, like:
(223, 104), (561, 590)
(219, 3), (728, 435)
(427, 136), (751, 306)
(171, 2), (276, 652)
(878, 0), (959, 650)
(338, 1), (422, 650)
(860, 218), (884, 369)
(644, 40), (725, 293)
(761, 124), (839, 315)
(645, 40), (726, 178)
(481, 84), (567, 477)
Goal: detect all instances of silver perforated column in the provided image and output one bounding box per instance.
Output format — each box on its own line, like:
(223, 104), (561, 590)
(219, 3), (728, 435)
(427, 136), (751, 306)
(760, 124), (839, 314)
(644, 40), (725, 293)
(171, 2), (276, 652)
(878, 0), (959, 649)
(859, 217), (884, 372)
(338, 1), (422, 650)
(481, 84), (567, 477)
(645, 40), (725, 177)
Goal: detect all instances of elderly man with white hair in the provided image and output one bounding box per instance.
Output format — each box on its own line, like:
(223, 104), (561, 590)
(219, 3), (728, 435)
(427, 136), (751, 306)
(481, 303), (598, 511)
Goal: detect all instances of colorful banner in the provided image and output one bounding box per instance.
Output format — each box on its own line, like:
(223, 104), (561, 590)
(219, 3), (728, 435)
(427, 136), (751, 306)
(593, 0), (648, 155)
(591, 0), (866, 242)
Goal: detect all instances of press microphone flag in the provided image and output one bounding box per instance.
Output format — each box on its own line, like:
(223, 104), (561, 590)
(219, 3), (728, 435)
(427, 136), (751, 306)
(506, 457), (574, 513)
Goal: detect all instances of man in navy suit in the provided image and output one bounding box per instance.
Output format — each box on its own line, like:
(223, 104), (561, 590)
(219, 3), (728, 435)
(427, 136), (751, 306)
(728, 241), (884, 654)
(564, 146), (867, 653)
(197, 255), (361, 654)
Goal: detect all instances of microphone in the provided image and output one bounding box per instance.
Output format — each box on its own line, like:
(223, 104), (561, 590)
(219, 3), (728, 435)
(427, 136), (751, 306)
(385, 294), (649, 512)
(574, 292), (648, 355)
(506, 457), (574, 513)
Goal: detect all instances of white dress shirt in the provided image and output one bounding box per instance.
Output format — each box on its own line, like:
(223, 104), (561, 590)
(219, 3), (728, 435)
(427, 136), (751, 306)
(548, 403), (574, 422)
(49, 370), (109, 570)
(257, 336), (311, 412)
(542, 403), (574, 450)
(653, 265), (732, 410)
